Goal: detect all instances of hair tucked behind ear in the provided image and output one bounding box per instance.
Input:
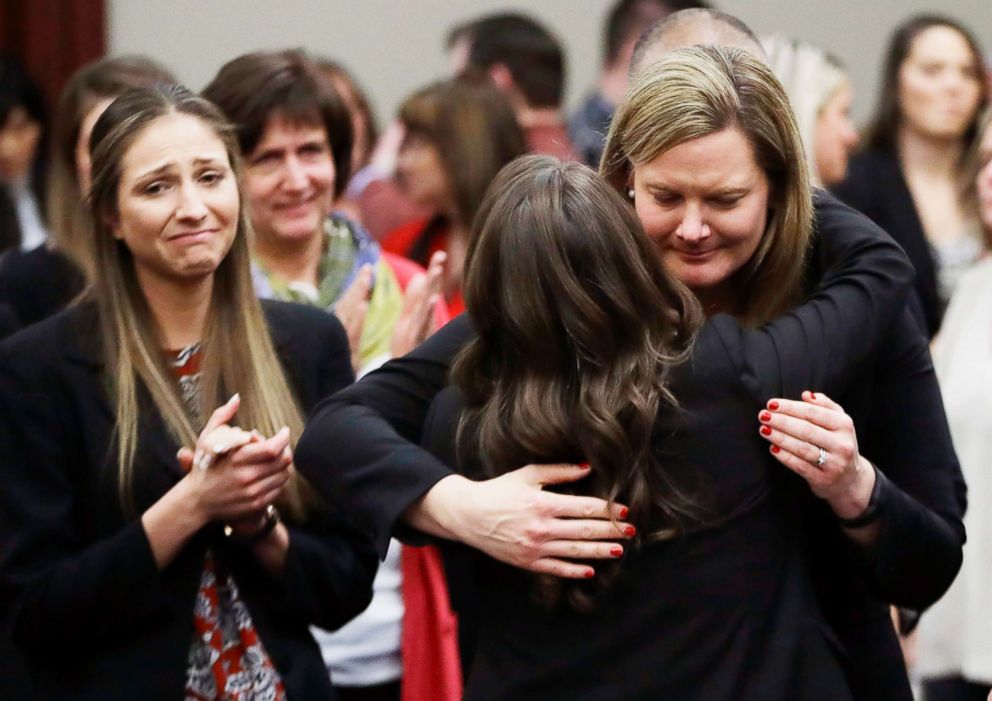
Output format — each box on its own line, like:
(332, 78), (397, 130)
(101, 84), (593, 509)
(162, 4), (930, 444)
(453, 155), (703, 611)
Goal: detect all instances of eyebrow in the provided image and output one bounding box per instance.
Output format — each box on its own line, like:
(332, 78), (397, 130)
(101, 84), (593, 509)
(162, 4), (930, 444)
(133, 157), (226, 181)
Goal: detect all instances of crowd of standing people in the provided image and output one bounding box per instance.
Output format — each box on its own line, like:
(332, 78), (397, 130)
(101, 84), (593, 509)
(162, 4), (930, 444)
(0, 2), (990, 700)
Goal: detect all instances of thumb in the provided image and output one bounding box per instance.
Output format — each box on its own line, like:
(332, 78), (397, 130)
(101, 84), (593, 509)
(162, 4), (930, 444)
(203, 393), (240, 434)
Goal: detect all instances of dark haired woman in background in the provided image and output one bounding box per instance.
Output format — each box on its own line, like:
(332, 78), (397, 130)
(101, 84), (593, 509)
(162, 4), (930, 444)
(0, 84), (375, 700)
(0, 55), (176, 333)
(834, 14), (988, 337)
(381, 76), (527, 315)
(0, 55), (47, 257)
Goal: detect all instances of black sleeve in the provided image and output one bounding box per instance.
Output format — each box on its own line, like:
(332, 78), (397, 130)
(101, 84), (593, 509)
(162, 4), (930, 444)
(712, 191), (915, 400)
(857, 308), (965, 609)
(295, 315), (475, 556)
(0, 357), (170, 656)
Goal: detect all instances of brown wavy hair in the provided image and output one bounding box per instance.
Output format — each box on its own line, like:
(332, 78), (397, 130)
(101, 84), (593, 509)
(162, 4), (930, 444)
(453, 155), (703, 610)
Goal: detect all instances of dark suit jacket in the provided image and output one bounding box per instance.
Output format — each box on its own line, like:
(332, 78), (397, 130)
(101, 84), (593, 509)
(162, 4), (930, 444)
(832, 148), (943, 337)
(0, 300), (377, 701)
(0, 244), (85, 334)
(296, 194), (955, 699)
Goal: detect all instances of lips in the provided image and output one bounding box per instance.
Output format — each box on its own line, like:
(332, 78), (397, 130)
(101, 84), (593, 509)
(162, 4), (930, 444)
(168, 228), (217, 243)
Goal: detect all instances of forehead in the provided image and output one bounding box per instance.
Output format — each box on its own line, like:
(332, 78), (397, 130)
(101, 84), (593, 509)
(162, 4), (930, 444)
(907, 26), (975, 62)
(255, 113), (329, 150)
(636, 128), (763, 187)
(122, 113), (228, 174)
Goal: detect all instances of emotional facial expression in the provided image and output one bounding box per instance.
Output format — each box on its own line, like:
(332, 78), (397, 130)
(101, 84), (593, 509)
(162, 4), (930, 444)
(243, 115), (336, 246)
(632, 127), (771, 305)
(814, 81), (860, 186)
(112, 113), (239, 284)
(898, 25), (984, 142)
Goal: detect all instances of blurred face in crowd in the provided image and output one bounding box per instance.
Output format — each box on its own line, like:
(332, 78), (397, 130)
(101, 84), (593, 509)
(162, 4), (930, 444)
(978, 122), (992, 233)
(76, 97), (114, 194)
(110, 113), (238, 285)
(243, 114), (335, 246)
(0, 106), (41, 182)
(632, 127), (770, 307)
(815, 80), (859, 186)
(395, 130), (451, 214)
(898, 25), (984, 142)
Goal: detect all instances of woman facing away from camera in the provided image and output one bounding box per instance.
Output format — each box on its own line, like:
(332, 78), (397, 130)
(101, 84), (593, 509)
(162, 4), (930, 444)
(0, 84), (376, 700)
(295, 46), (944, 700)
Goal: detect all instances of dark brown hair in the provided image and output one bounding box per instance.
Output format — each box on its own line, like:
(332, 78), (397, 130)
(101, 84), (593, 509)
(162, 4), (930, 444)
(48, 55), (176, 278)
(464, 13), (565, 108)
(202, 49), (353, 197)
(314, 58), (379, 174)
(398, 75), (526, 229)
(453, 155), (703, 610)
(864, 14), (988, 155)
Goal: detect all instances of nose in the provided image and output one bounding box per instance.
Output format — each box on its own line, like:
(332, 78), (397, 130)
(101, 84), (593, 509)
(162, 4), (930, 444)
(675, 203), (710, 243)
(176, 181), (208, 221)
(281, 155), (309, 192)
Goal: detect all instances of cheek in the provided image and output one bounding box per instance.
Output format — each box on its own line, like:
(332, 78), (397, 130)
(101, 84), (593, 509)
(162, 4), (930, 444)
(634, 199), (678, 240)
(310, 159), (336, 195)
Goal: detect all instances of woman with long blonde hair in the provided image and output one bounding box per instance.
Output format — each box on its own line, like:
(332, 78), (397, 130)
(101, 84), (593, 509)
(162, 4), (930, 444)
(0, 84), (375, 700)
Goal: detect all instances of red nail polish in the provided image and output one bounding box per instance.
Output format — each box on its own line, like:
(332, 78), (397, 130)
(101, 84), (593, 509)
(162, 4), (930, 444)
(771, 445), (780, 454)
(760, 425), (772, 436)
(584, 569), (595, 579)
(623, 525), (637, 536)
(610, 545), (624, 557)
(618, 506), (629, 519)
(809, 392), (817, 400)
(768, 400), (779, 411)
(759, 411), (772, 422)
(578, 462), (591, 469)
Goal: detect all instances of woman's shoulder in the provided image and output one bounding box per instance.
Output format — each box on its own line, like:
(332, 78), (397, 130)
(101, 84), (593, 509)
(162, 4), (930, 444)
(0, 303), (96, 381)
(260, 298), (347, 348)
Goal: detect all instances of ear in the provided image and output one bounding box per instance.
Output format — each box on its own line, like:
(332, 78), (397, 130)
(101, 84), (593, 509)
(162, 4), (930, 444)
(105, 211), (124, 241)
(487, 64), (515, 93)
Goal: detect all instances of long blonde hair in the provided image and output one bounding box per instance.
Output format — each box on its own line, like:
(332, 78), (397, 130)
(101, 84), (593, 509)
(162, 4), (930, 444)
(87, 84), (315, 520)
(601, 45), (813, 328)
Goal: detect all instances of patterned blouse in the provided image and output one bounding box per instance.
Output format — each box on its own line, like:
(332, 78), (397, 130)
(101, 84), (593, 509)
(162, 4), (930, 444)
(166, 344), (287, 701)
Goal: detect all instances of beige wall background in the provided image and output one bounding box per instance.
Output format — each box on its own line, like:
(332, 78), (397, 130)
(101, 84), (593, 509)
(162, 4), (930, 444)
(109, 0), (992, 128)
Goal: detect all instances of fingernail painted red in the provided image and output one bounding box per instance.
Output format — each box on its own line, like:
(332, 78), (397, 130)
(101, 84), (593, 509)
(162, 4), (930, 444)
(584, 569), (595, 579)
(771, 445), (780, 454)
(768, 401), (780, 411)
(618, 506), (629, 519)
(624, 525), (637, 536)
(809, 392), (817, 400)
(760, 425), (772, 436)
(759, 411), (772, 422)
(578, 462), (590, 469)
(611, 546), (624, 557)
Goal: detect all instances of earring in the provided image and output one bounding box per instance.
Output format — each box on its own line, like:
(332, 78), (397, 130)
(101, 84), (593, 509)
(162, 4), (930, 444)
(627, 189), (635, 200)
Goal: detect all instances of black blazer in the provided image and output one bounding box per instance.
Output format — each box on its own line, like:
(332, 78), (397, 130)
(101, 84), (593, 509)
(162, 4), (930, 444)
(0, 300), (377, 701)
(296, 194), (952, 700)
(832, 148), (943, 337)
(0, 244), (85, 335)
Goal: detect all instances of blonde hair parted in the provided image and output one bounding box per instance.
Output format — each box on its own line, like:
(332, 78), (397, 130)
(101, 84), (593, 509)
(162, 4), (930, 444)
(601, 45), (813, 328)
(87, 84), (314, 520)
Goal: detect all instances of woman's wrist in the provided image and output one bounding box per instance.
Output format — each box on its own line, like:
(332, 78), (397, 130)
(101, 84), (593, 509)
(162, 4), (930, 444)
(406, 474), (473, 543)
(826, 456), (877, 521)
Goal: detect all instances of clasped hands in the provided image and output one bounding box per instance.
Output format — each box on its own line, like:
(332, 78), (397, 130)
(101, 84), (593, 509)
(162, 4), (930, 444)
(176, 394), (292, 538)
